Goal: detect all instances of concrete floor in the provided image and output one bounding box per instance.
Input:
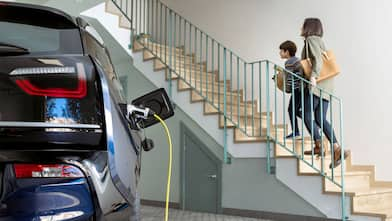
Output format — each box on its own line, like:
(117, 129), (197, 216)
(141, 206), (274, 221)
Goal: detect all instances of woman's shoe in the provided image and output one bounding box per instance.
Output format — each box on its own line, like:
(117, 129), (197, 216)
(304, 140), (325, 157)
(329, 143), (350, 169)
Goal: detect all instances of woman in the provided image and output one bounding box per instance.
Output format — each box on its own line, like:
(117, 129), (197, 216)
(300, 18), (349, 169)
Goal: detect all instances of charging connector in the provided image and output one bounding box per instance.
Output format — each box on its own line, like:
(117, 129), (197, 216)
(126, 104), (154, 120)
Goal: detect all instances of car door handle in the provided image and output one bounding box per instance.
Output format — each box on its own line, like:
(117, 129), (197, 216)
(207, 174), (217, 179)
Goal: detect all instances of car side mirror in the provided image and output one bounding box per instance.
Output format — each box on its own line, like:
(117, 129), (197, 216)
(131, 88), (174, 128)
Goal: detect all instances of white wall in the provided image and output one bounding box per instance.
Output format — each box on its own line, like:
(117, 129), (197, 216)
(161, 0), (392, 181)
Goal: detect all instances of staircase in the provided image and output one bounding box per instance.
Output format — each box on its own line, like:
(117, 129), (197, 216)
(102, 0), (392, 220)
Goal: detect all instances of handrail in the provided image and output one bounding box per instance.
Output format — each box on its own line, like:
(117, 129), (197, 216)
(109, 0), (347, 219)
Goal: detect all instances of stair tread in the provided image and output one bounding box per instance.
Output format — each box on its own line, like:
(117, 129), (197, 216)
(353, 207), (392, 217)
(352, 186), (392, 196)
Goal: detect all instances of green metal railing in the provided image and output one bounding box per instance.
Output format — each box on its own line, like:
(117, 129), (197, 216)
(109, 0), (348, 219)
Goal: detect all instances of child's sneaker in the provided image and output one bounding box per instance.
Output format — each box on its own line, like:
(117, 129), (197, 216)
(286, 132), (301, 139)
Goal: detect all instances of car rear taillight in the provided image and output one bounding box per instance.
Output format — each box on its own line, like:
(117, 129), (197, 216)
(14, 164), (85, 178)
(10, 63), (87, 99)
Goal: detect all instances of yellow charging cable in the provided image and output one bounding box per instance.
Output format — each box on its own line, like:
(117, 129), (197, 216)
(153, 114), (172, 221)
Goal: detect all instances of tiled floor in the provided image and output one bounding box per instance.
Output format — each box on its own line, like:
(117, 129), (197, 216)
(141, 206), (274, 221)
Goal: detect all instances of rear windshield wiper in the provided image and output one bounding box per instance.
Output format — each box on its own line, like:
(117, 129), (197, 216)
(0, 42), (30, 55)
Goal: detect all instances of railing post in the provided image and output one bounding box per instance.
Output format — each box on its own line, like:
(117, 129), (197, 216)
(223, 48), (228, 163)
(266, 61), (271, 174)
(340, 101), (346, 221)
(168, 8), (172, 97)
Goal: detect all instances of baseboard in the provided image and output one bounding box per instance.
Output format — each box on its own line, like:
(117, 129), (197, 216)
(222, 208), (340, 221)
(141, 199), (340, 221)
(140, 199), (180, 209)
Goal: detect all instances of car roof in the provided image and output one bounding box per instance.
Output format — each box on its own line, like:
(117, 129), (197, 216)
(0, 1), (78, 29)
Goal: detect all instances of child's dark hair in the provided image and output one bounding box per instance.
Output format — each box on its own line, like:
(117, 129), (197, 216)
(279, 40), (297, 57)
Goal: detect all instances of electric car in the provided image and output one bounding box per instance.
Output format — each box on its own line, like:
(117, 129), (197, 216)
(0, 2), (173, 220)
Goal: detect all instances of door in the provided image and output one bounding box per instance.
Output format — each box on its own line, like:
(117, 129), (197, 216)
(183, 129), (221, 213)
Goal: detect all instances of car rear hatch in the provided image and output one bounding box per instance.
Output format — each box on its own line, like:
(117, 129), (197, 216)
(0, 56), (104, 150)
(0, 2), (105, 151)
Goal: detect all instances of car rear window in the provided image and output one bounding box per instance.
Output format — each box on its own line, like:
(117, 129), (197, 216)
(0, 4), (83, 55)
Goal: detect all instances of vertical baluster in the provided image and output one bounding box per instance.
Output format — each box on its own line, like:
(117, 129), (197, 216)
(173, 14), (176, 73)
(146, 0), (148, 48)
(205, 35), (209, 100)
(135, 0), (138, 36)
(194, 28), (197, 90)
(159, 3), (162, 59)
(330, 95), (334, 180)
(244, 63), (247, 134)
(223, 48), (228, 163)
(131, 0), (134, 29)
(274, 65), (277, 142)
(259, 61), (262, 137)
(266, 61), (271, 174)
(144, 0), (147, 35)
(212, 40), (215, 104)
(283, 68), (286, 147)
(183, 19), (186, 83)
(301, 80), (305, 158)
(320, 89), (324, 174)
(218, 45), (221, 111)
(168, 9), (172, 97)
(237, 57), (240, 128)
(179, 17), (182, 79)
(339, 100), (346, 221)
(292, 72), (296, 154)
(310, 85), (315, 166)
(252, 63), (254, 136)
(139, 0), (142, 36)
(164, 6), (167, 64)
(189, 24), (192, 87)
(230, 52), (233, 120)
(200, 31), (203, 96)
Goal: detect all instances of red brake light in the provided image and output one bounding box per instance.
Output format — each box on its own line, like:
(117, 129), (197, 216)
(11, 63), (87, 99)
(14, 164), (85, 178)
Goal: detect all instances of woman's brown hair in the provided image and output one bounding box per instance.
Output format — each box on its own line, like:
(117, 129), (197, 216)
(301, 18), (323, 37)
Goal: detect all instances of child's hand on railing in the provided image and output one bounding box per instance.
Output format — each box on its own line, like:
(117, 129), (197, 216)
(310, 76), (317, 88)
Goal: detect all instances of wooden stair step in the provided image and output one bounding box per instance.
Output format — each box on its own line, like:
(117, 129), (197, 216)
(105, 1), (133, 29)
(119, 15), (131, 29)
(159, 54), (196, 65)
(144, 41), (184, 54)
(203, 101), (261, 115)
(192, 90), (241, 103)
(165, 69), (216, 82)
(171, 62), (207, 71)
(324, 171), (371, 191)
(352, 202), (392, 220)
(327, 186), (392, 197)
(178, 79), (230, 92)
(133, 39), (145, 52)
(298, 154), (342, 174)
(105, 0), (119, 15)
(219, 113), (272, 129)
(206, 99), (257, 110)
(172, 65), (210, 76)
(234, 125), (286, 143)
(353, 190), (392, 211)
(142, 48), (194, 63)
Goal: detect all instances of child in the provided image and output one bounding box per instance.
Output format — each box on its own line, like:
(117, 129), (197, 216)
(279, 40), (303, 139)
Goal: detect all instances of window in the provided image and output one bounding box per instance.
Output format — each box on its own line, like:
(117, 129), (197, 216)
(0, 6), (83, 55)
